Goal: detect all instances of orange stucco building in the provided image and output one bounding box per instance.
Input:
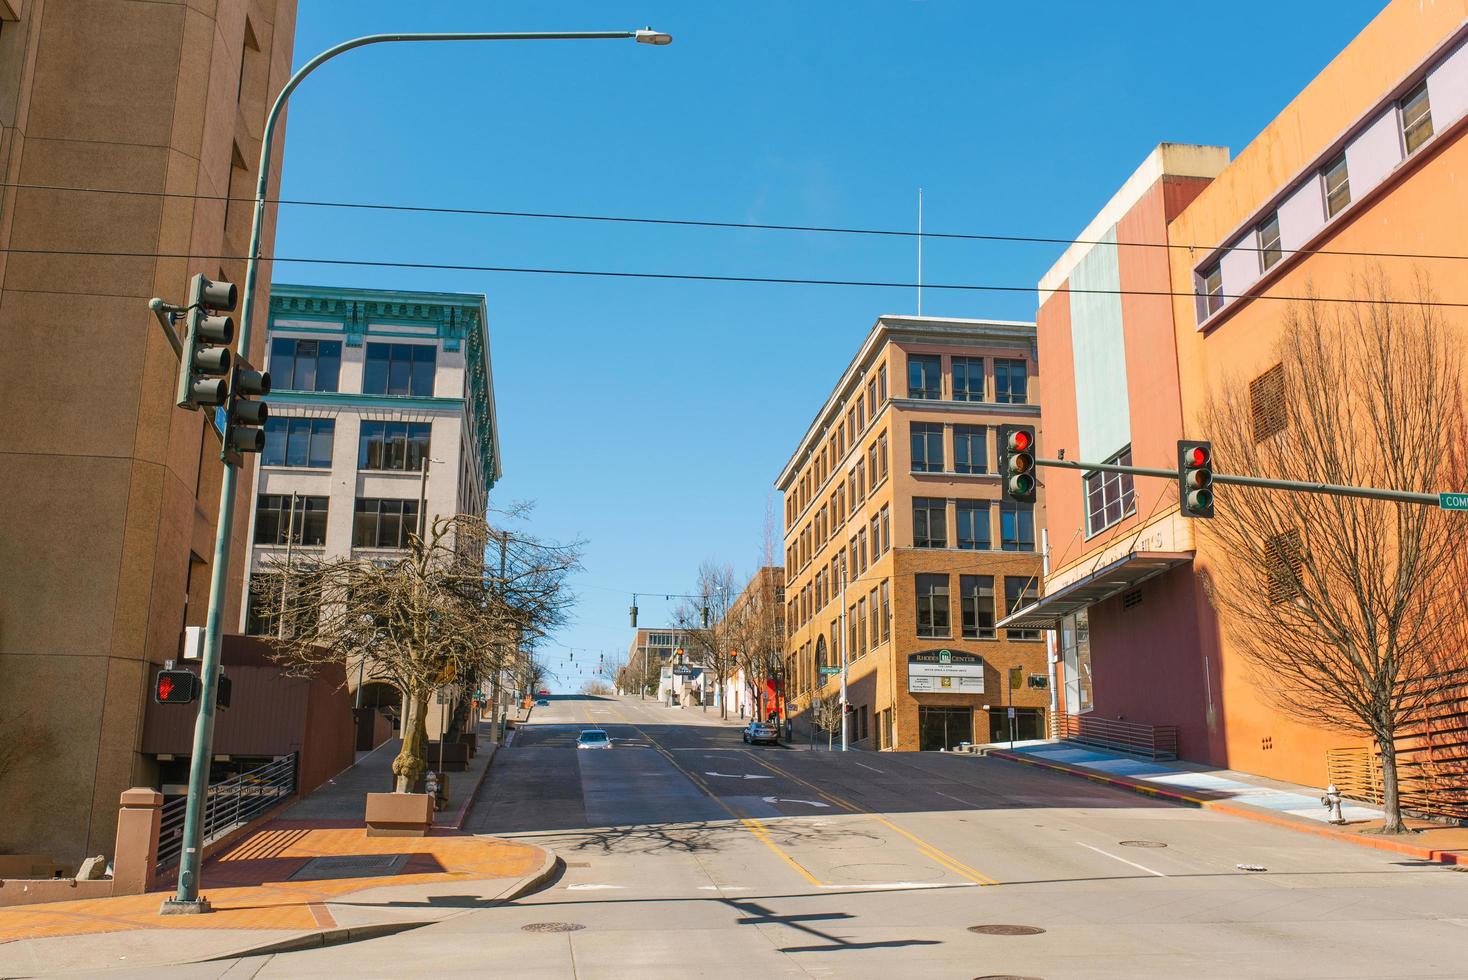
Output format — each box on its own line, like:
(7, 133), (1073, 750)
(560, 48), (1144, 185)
(1015, 0), (1468, 788)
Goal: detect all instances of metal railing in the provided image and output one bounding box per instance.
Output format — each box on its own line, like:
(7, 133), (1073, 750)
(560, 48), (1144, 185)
(156, 754), (297, 872)
(1059, 714), (1179, 761)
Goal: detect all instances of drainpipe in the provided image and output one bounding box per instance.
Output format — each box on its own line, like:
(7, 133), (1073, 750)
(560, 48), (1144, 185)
(1042, 528), (1059, 738)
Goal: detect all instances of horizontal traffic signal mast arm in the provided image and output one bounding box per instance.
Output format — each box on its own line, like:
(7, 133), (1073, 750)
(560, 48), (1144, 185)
(1032, 457), (1444, 507)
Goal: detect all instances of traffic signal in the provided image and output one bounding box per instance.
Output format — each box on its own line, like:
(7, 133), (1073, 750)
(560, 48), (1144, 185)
(1178, 440), (1215, 518)
(175, 275), (237, 410)
(998, 424), (1037, 503)
(154, 668), (201, 704)
(222, 357), (270, 460)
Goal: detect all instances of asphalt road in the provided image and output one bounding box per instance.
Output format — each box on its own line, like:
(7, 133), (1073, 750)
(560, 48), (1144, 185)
(195, 694), (1468, 979)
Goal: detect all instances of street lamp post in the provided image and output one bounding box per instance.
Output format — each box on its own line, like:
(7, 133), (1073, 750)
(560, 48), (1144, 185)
(163, 26), (673, 916)
(839, 555), (849, 752)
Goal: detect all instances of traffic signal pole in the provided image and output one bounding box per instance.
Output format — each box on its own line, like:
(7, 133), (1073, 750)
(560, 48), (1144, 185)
(1031, 457), (1443, 507)
(161, 26), (672, 916)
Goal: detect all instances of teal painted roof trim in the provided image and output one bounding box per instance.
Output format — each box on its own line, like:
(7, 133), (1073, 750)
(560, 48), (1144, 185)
(269, 283), (500, 492)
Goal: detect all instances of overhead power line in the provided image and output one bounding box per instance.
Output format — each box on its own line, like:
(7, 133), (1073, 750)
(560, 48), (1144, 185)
(3, 246), (1465, 309)
(3, 179), (1467, 264)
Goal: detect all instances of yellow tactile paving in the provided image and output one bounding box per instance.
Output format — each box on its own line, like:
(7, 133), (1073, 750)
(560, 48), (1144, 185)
(0, 824), (540, 945)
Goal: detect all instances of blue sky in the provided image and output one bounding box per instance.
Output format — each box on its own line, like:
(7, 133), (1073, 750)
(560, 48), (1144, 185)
(278, 1), (1384, 691)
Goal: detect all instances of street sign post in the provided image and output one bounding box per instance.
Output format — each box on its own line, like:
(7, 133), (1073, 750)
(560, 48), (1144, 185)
(1441, 492), (1468, 511)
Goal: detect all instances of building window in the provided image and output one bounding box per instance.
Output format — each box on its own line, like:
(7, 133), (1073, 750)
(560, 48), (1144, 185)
(868, 442), (879, 488)
(953, 424), (987, 474)
(262, 417), (334, 468)
(364, 342), (436, 396)
(1005, 576), (1041, 640)
(1085, 447), (1136, 535)
(877, 432), (889, 480)
(857, 528), (868, 572)
(353, 498), (421, 549)
(1322, 154), (1350, 218)
(1000, 501), (1035, 552)
(960, 575), (995, 640)
(270, 338), (341, 392)
(880, 579), (891, 642)
(993, 359), (1028, 404)
(956, 500), (991, 550)
(915, 573), (950, 638)
(856, 597), (868, 655)
(913, 497), (947, 548)
(879, 504), (891, 554)
(1250, 363), (1287, 442)
(254, 494), (328, 546)
(868, 587), (880, 648)
(908, 354), (941, 399)
(358, 421), (432, 472)
(878, 364), (888, 402)
(952, 357), (985, 401)
(1265, 529), (1304, 604)
(870, 513), (882, 558)
(1200, 264), (1224, 318)
(1400, 81), (1433, 155)
(245, 573), (316, 638)
(867, 379), (877, 418)
(911, 422), (944, 472)
(1257, 212), (1282, 272)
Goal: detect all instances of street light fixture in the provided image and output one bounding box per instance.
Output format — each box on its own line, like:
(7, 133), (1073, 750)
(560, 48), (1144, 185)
(163, 26), (673, 917)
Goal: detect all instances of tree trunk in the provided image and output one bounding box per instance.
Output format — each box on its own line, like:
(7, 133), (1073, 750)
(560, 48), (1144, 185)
(1377, 732), (1406, 834)
(392, 692), (430, 793)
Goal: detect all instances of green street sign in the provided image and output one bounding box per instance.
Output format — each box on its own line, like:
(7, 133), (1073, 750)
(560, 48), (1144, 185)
(819, 667), (840, 677)
(1441, 492), (1468, 512)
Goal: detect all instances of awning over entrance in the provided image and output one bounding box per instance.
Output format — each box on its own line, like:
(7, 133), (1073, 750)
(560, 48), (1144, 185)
(996, 551), (1193, 630)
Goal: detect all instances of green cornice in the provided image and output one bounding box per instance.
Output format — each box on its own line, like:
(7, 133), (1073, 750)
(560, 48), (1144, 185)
(268, 391), (466, 412)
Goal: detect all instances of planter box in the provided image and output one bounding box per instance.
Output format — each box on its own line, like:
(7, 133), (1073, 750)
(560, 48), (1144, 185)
(423, 740), (470, 772)
(364, 792), (434, 837)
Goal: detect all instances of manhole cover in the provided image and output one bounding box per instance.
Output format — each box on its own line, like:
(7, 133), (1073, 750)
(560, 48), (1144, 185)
(522, 922), (586, 933)
(968, 924), (1046, 936)
(288, 854), (412, 882)
(1119, 840), (1168, 848)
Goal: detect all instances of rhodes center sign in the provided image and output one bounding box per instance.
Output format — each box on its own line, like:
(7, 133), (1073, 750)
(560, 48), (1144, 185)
(907, 648), (986, 694)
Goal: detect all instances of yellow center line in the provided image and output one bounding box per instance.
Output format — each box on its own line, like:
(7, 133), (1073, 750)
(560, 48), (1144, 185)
(745, 753), (999, 886)
(599, 701), (824, 887)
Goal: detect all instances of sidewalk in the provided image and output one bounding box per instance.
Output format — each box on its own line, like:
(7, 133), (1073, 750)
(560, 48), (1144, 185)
(0, 727), (553, 976)
(991, 741), (1468, 866)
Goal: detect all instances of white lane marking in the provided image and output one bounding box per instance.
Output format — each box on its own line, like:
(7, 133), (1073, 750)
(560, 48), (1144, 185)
(566, 883), (624, 891)
(762, 796), (831, 807)
(704, 771), (772, 780)
(1076, 841), (1167, 877)
(853, 761), (884, 773)
(936, 791), (975, 806)
(697, 885), (751, 891)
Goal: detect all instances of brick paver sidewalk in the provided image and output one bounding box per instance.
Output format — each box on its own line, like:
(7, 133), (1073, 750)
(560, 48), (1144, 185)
(0, 822), (546, 946)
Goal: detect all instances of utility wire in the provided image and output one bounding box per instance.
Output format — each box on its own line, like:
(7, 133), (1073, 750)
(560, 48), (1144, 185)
(3, 179), (1467, 263)
(2, 246), (1465, 308)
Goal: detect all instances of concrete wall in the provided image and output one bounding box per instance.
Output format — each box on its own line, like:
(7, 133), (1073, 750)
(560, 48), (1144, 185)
(0, 0), (297, 865)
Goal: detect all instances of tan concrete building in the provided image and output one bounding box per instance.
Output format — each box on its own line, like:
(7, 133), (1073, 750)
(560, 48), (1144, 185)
(0, 0), (297, 865)
(776, 316), (1048, 751)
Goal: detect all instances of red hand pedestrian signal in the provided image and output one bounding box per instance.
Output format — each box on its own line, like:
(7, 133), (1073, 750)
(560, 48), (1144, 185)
(154, 668), (200, 704)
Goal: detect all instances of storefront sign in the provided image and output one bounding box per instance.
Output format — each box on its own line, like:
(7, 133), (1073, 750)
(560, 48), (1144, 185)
(907, 648), (985, 694)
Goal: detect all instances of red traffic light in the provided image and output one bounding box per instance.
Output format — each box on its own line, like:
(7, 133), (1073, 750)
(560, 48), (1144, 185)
(1184, 445), (1211, 468)
(1009, 429), (1033, 452)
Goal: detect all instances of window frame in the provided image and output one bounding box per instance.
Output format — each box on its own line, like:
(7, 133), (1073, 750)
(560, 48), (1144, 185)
(914, 573), (951, 639)
(1004, 576), (1042, 641)
(1200, 264), (1224, 318)
(262, 416), (335, 469)
(955, 499), (992, 551)
(1084, 447), (1138, 536)
(1399, 80), (1433, 156)
(910, 422), (945, 473)
(999, 500), (1036, 552)
(363, 342), (437, 397)
(1322, 154), (1351, 218)
(951, 356), (985, 402)
(912, 497), (948, 549)
(953, 423), (988, 475)
(1257, 212), (1282, 273)
(907, 354), (942, 400)
(959, 574), (996, 640)
(352, 497), (422, 549)
(993, 359), (1028, 405)
(254, 494), (329, 547)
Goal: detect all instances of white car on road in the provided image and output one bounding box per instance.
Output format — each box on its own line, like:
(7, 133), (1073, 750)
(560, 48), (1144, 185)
(577, 729), (612, 750)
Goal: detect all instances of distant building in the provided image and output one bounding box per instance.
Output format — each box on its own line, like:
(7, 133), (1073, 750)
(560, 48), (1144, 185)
(0, 0), (297, 867)
(1015, 0), (1468, 790)
(624, 628), (695, 699)
(241, 284), (501, 715)
(776, 316), (1048, 751)
(724, 567), (786, 721)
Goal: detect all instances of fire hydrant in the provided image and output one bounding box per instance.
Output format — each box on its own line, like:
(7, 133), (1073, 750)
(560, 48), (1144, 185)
(1321, 783), (1346, 824)
(425, 771), (441, 811)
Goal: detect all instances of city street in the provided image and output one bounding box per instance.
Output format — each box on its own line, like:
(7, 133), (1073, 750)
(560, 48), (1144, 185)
(167, 695), (1468, 979)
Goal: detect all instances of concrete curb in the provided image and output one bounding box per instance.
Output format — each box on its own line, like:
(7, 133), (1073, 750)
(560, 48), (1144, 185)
(441, 743), (498, 832)
(989, 749), (1468, 867)
(196, 844), (561, 965)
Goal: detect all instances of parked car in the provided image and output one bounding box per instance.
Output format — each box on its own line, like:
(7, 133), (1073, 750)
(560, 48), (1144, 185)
(535, 698), (550, 707)
(742, 720), (779, 746)
(577, 729), (612, 750)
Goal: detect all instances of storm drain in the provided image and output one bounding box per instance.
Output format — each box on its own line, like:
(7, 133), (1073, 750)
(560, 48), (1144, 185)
(522, 922), (586, 933)
(288, 854), (412, 882)
(968, 924), (1046, 936)
(1119, 840), (1168, 848)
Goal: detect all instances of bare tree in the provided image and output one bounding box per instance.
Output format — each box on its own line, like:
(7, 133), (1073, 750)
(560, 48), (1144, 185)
(725, 569), (784, 722)
(1200, 276), (1467, 832)
(812, 693), (843, 750)
(675, 561), (739, 718)
(581, 679), (613, 696)
(270, 514), (578, 793)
